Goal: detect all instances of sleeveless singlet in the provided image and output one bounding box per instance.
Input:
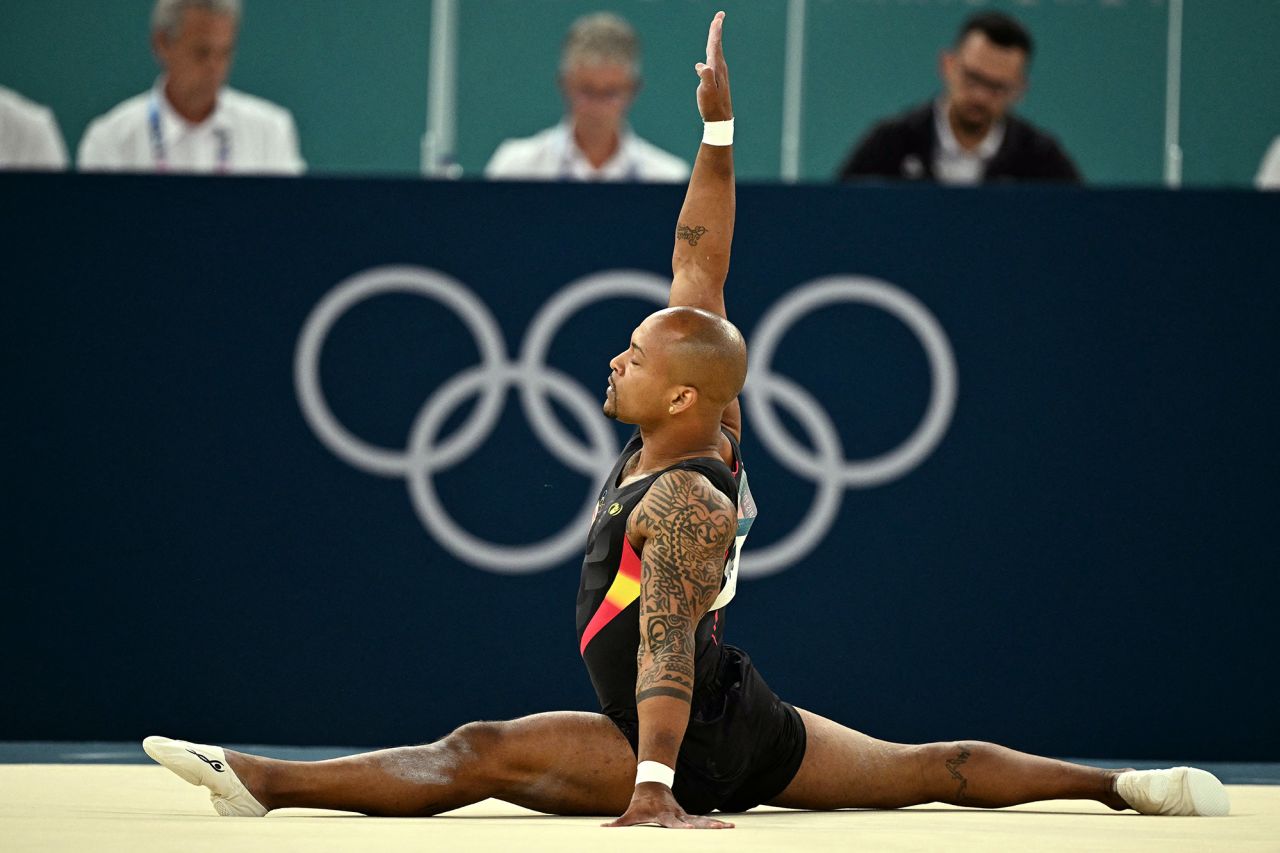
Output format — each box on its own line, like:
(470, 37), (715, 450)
(575, 429), (757, 727)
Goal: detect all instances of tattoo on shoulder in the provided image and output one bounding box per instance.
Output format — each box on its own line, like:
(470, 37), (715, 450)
(676, 223), (709, 246)
(635, 470), (736, 578)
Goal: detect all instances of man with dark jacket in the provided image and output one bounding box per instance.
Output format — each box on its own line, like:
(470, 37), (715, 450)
(839, 12), (1079, 185)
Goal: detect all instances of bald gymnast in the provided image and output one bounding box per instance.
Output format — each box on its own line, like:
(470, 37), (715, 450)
(145, 12), (1229, 827)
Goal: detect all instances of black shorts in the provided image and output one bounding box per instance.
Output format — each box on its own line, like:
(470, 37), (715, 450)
(610, 644), (808, 815)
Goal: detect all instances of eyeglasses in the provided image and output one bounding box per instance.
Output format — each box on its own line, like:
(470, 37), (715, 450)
(565, 84), (635, 104)
(956, 62), (1022, 99)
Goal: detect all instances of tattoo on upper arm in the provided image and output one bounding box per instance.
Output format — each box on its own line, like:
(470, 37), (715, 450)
(676, 223), (709, 246)
(633, 470), (736, 704)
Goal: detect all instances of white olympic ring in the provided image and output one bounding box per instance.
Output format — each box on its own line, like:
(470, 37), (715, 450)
(294, 266), (957, 577)
(741, 276), (958, 576)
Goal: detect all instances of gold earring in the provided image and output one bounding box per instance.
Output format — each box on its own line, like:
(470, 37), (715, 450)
(668, 405), (676, 414)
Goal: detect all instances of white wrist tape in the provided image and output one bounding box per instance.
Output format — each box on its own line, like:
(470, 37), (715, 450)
(702, 118), (734, 146)
(635, 760), (676, 788)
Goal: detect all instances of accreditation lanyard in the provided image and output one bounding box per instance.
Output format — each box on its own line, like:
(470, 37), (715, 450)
(148, 93), (232, 174)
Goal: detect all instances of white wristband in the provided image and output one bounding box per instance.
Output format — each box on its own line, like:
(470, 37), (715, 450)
(702, 118), (734, 146)
(635, 760), (675, 788)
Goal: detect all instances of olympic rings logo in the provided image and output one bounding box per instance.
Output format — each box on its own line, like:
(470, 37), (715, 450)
(294, 266), (957, 578)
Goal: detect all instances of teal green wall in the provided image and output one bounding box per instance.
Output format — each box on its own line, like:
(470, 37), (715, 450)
(2, 1), (1277, 184)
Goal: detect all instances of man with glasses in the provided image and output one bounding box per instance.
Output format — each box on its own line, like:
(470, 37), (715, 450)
(838, 12), (1080, 185)
(485, 12), (689, 183)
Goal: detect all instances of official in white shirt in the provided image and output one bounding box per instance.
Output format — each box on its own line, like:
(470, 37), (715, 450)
(484, 13), (688, 183)
(0, 85), (68, 170)
(78, 0), (303, 175)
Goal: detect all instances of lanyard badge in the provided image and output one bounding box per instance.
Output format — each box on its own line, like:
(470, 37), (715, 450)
(149, 93), (232, 174)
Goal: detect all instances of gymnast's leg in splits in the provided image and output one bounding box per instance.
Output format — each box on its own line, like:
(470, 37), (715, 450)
(147, 712), (637, 818)
(770, 708), (1128, 812)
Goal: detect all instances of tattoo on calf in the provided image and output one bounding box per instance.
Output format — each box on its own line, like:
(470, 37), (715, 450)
(676, 223), (709, 246)
(945, 745), (973, 802)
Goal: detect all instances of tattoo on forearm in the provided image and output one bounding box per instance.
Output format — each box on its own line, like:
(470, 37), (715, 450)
(633, 470), (736, 704)
(635, 611), (695, 697)
(945, 745), (973, 803)
(676, 223), (709, 246)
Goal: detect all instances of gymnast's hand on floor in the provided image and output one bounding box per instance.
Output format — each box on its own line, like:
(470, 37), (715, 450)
(604, 782), (735, 829)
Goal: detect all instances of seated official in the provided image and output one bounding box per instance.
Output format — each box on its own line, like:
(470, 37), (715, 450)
(485, 12), (688, 183)
(78, 0), (303, 175)
(838, 12), (1079, 185)
(0, 85), (68, 170)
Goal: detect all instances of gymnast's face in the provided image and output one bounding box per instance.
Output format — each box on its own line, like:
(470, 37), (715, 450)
(604, 316), (674, 424)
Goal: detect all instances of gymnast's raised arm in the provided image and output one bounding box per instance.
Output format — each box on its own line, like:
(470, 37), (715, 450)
(670, 11), (734, 318)
(668, 10), (740, 440)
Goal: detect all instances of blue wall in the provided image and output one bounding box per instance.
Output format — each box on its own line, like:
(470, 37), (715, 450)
(2, 173), (1277, 760)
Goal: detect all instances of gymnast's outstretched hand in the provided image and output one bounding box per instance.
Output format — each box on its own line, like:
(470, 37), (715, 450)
(695, 11), (733, 123)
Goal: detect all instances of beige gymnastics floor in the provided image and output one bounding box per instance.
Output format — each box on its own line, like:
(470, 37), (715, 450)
(2, 765), (1276, 853)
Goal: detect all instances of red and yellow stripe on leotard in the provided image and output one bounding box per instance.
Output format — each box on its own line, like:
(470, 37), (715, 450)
(579, 537), (642, 655)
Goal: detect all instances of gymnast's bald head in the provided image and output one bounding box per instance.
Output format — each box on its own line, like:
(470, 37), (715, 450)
(644, 306), (748, 409)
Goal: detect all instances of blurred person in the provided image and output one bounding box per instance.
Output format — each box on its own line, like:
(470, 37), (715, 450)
(1257, 137), (1280, 189)
(78, 0), (303, 175)
(0, 85), (68, 170)
(485, 12), (688, 182)
(838, 12), (1079, 185)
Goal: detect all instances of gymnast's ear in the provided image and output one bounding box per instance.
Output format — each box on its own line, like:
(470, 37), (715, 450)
(667, 386), (697, 416)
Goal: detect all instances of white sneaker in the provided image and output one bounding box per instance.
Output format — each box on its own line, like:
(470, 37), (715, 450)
(143, 735), (268, 817)
(1115, 766), (1230, 816)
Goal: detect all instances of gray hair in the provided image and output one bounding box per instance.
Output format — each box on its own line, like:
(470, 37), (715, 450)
(152, 0), (241, 38)
(560, 12), (640, 77)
